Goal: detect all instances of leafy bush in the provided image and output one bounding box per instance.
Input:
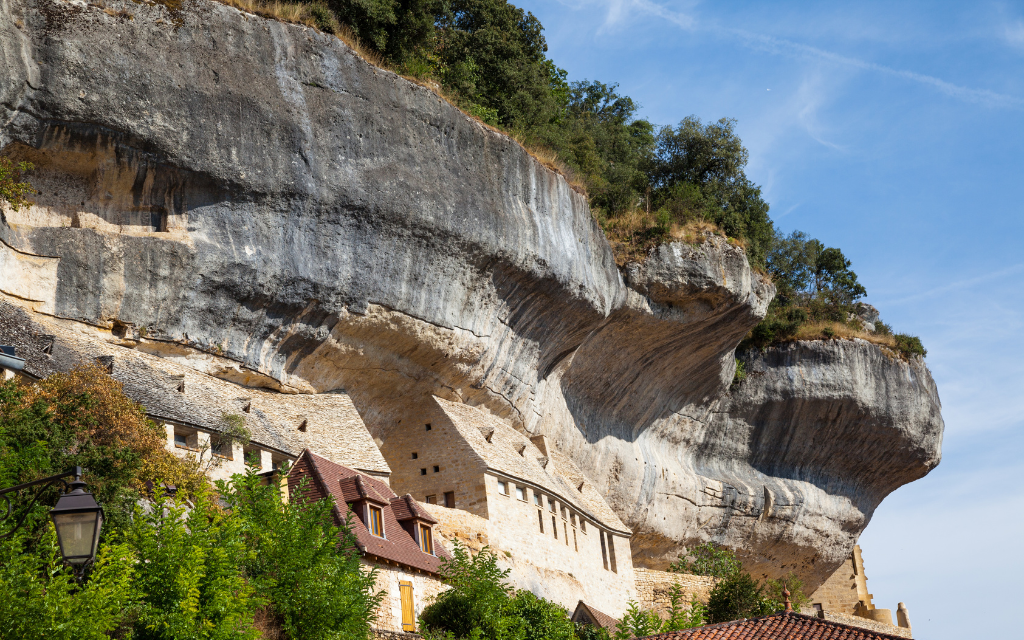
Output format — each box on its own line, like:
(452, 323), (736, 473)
(223, 471), (382, 640)
(0, 527), (134, 640)
(732, 358), (746, 385)
(0, 157), (35, 211)
(669, 541), (742, 579)
(612, 583), (706, 638)
(420, 543), (575, 640)
(706, 572), (774, 623)
(893, 333), (927, 358)
(613, 601), (663, 640)
(126, 488), (260, 639)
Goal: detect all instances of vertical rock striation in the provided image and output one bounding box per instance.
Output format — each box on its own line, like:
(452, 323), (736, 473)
(0, 0), (942, 589)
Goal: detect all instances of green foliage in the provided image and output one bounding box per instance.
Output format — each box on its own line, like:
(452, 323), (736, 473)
(421, 544), (514, 638)
(324, 0), (437, 63)
(893, 333), (927, 358)
(650, 117), (773, 266)
(732, 358), (746, 385)
(0, 367), (206, 543)
(669, 541), (742, 579)
(573, 622), (611, 640)
(420, 543), (574, 640)
(613, 601), (663, 640)
(222, 470), (382, 640)
(761, 573), (810, 613)
(662, 583), (706, 632)
(0, 527), (134, 640)
(705, 572), (774, 623)
(0, 157), (35, 211)
(126, 488), (260, 639)
(220, 413), (251, 446)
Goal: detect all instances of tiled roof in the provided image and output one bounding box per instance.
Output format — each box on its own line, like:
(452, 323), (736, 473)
(640, 612), (912, 640)
(0, 300), (389, 474)
(339, 475), (391, 505)
(433, 397), (630, 535)
(291, 450), (451, 575)
(572, 601), (621, 630)
(390, 495), (438, 524)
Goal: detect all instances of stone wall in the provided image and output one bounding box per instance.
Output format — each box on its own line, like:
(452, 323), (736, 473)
(381, 400), (490, 517)
(633, 568), (717, 617)
(818, 611), (912, 638)
(366, 560), (447, 634)
(808, 554), (864, 616)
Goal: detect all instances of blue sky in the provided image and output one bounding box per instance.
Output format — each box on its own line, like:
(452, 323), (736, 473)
(514, 1), (1024, 637)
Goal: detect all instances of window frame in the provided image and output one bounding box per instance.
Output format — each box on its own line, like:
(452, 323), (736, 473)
(367, 504), (385, 538)
(419, 523), (434, 555)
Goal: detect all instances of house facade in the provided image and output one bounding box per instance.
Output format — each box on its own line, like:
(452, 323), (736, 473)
(288, 449), (450, 633)
(379, 395), (637, 617)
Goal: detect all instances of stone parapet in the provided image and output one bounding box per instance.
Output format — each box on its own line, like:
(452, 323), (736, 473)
(633, 568), (717, 617)
(817, 611), (912, 638)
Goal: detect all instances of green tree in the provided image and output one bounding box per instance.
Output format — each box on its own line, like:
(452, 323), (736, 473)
(323, 0), (437, 63)
(222, 470), (382, 640)
(126, 488), (260, 640)
(612, 601), (663, 640)
(662, 582), (707, 632)
(420, 544), (513, 639)
(650, 117), (773, 266)
(705, 572), (774, 623)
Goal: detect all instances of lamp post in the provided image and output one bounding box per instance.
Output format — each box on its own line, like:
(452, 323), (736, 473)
(0, 466), (105, 581)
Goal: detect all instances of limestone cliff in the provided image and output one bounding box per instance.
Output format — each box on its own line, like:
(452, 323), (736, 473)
(0, 0), (942, 589)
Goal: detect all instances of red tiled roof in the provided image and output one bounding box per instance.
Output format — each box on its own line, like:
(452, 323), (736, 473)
(572, 601), (621, 630)
(641, 612), (911, 640)
(390, 494), (439, 524)
(289, 449), (451, 575)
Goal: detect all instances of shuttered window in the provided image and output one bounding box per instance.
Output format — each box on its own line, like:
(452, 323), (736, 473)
(400, 581), (415, 631)
(368, 505), (384, 538)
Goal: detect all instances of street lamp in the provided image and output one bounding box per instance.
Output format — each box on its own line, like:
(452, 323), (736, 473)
(0, 466), (105, 581)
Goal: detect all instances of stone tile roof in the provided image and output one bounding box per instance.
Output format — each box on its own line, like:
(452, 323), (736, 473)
(572, 601), (621, 630)
(641, 612), (913, 640)
(390, 495), (438, 525)
(433, 397), (630, 535)
(0, 300), (389, 474)
(291, 450), (450, 575)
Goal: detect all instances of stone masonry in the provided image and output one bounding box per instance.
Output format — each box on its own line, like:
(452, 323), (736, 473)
(633, 568), (718, 617)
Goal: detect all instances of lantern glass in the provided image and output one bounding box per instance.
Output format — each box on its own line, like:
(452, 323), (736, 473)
(51, 509), (102, 565)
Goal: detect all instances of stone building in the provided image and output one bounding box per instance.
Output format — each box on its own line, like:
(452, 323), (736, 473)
(378, 395), (636, 617)
(0, 301), (390, 482)
(806, 544), (912, 638)
(288, 449), (450, 633)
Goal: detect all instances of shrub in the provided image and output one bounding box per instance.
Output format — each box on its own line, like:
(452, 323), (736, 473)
(893, 333), (926, 358)
(420, 544), (513, 639)
(222, 470), (382, 640)
(613, 601), (663, 640)
(126, 488), (260, 639)
(669, 541), (741, 579)
(732, 358), (746, 385)
(0, 526), (135, 640)
(662, 582), (707, 632)
(705, 572), (773, 623)
(0, 157), (35, 210)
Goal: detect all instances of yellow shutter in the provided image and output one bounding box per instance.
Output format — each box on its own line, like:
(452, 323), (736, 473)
(399, 580), (415, 631)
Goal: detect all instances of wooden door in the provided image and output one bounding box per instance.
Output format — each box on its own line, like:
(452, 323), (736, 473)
(399, 580), (415, 631)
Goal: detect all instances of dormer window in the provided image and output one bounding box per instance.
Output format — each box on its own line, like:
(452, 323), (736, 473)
(418, 523), (433, 554)
(368, 505), (384, 538)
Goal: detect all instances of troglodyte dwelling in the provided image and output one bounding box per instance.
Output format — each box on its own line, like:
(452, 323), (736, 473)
(377, 395), (636, 615)
(288, 449), (450, 634)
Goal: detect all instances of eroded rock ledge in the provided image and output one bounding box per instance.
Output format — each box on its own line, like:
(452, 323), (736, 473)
(0, 0), (942, 589)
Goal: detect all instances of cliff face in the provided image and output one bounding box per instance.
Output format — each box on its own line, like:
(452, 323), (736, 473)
(0, 0), (942, 588)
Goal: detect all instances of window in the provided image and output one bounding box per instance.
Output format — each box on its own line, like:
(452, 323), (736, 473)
(425, 495), (437, 504)
(174, 432), (188, 448)
(173, 428), (197, 450)
(211, 437), (232, 459)
(420, 468), (427, 476)
(516, 487), (525, 501)
(444, 492), (455, 508)
(368, 505), (384, 538)
(607, 533), (618, 573)
(570, 513), (577, 528)
(533, 493), (542, 507)
(425, 423), (432, 431)
(600, 531), (609, 570)
(561, 506), (567, 520)
(573, 528), (578, 552)
(552, 516), (558, 539)
(419, 523), (434, 554)
(400, 581), (415, 632)
(243, 446), (262, 468)
(433, 465), (440, 473)
(412, 452), (418, 459)
(564, 521), (569, 545)
(537, 510), (544, 533)
(549, 498), (556, 513)
(498, 481), (508, 495)
(581, 519), (586, 533)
